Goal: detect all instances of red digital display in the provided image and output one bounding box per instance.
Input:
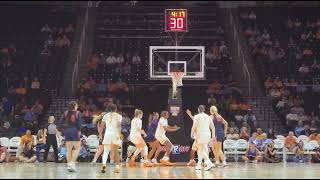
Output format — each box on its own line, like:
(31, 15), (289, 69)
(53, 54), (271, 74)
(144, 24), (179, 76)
(165, 9), (188, 32)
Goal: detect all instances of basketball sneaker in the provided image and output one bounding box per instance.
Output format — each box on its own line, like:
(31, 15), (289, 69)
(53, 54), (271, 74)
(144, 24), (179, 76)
(143, 160), (154, 167)
(151, 158), (158, 164)
(101, 165), (107, 173)
(127, 159), (137, 167)
(113, 165), (120, 173)
(70, 162), (77, 172)
(160, 159), (174, 166)
(195, 164), (202, 170)
(204, 162), (214, 171)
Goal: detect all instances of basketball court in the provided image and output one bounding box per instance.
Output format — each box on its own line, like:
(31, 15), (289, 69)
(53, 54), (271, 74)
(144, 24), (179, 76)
(0, 163), (319, 179)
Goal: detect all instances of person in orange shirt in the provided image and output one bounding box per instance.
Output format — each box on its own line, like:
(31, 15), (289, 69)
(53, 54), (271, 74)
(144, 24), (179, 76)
(15, 84), (27, 95)
(17, 129), (34, 157)
(303, 48), (313, 56)
(87, 54), (100, 70)
(309, 131), (320, 143)
(264, 77), (273, 90)
(284, 131), (298, 152)
(274, 78), (283, 88)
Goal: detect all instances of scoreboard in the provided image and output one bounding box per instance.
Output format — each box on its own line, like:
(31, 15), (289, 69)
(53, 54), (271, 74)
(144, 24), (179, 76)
(165, 9), (188, 32)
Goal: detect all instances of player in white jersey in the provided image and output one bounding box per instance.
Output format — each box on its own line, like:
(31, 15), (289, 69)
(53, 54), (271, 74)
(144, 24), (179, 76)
(128, 109), (153, 167)
(99, 104), (122, 173)
(155, 111), (180, 165)
(191, 105), (215, 171)
(186, 109), (198, 166)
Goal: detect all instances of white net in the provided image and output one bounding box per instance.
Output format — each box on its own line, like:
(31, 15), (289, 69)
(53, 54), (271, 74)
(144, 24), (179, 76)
(170, 72), (184, 99)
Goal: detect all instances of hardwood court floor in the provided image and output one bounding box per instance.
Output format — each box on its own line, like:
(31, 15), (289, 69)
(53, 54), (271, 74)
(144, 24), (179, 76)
(0, 162), (319, 179)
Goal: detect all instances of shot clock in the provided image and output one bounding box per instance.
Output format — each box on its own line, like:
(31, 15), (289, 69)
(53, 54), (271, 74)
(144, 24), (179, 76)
(165, 9), (188, 32)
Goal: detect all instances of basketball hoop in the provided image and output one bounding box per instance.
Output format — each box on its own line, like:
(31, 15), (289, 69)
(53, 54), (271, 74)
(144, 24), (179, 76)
(170, 72), (184, 99)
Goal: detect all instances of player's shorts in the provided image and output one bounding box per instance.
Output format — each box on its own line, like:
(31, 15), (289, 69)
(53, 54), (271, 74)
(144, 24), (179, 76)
(63, 127), (80, 141)
(197, 133), (211, 144)
(103, 132), (121, 146)
(155, 134), (170, 145)
(130, 134), (145, 145)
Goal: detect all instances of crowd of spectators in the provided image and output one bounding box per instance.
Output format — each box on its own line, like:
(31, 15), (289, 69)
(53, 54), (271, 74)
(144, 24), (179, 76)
(240, 9), (320, 136)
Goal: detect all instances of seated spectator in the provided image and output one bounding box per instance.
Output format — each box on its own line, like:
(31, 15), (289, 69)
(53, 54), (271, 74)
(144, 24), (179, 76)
(206, 80), (221, 95)
(311, 145), (320, 163)
(244, 27), (254, 38)
(116, 80), (129, 92)
(0, 142), (8, 163)
(229, 121), (240, 134)
(302, 48), (313, 57)
(294, 120), (305, 137)
(276, 96), (287, 110)
(300, 124), (311, 136)
(234, 111), (244, 125)
(309, 130), (320, 143)
(290, 105), (305, 115)
(274, 77), (283, 88)
(239, 127), (250, 141)
(267, 128), (276, 140)
(205, 50), (214, 60)
(256, 128), (264, 140)
(309, 120), (318, 132)
(24, 109), (35, 123)
(240, 103), (251, 113)
(15, 84), (27, 96)
(64, 24), (74, 34)
(211, 42), (220, 60)
(291, 140), (309, 163)
(106, 52), (116, 65)
(264, 77), (274, 91)
(242, 143), (261, 163)
(269, 88), (281, 99)
(298, 64), (310, 75)
(256, 133), (270, 151)
(58, 35), (71, 48)
(35, 125), (47, 162)
(264, 141), (281, 163)
(1, 97), (13, 118)
(115, 53), (124, 64)
(58, 140), (67, 163)
(132, 53), (141, 65)
(243, 109), (257, 129)
(226, 128), (239, 140)
(284, 131), (298, 152)
(31, 100), (43, 115)
(248, 132), (257, 145)
(31, 77), (40, 89)
(18, 141), (36, 163)
(312, 81), (320, 93)
(87, 54), (100, 70)
(96, 79), (107, 93)
(78, 139), (90, 162)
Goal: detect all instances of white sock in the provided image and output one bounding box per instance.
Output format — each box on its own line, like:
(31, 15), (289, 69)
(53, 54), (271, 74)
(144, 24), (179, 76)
(223, 160), (227, 165)
(102, 145), (110, 165)
(215, 161), (220, 164)
(143, 146), (148, 160)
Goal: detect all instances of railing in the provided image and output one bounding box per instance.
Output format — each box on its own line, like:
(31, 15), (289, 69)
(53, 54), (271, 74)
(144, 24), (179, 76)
(71, 3), (90, 95)
(226, 7), (251, 96)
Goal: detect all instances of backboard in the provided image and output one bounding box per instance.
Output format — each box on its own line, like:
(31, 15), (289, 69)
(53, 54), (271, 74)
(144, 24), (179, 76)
(149, 46), (205, 80)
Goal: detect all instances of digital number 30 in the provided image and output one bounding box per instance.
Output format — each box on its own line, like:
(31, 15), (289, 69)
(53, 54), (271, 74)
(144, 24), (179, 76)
(170, 17), (184, 29)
